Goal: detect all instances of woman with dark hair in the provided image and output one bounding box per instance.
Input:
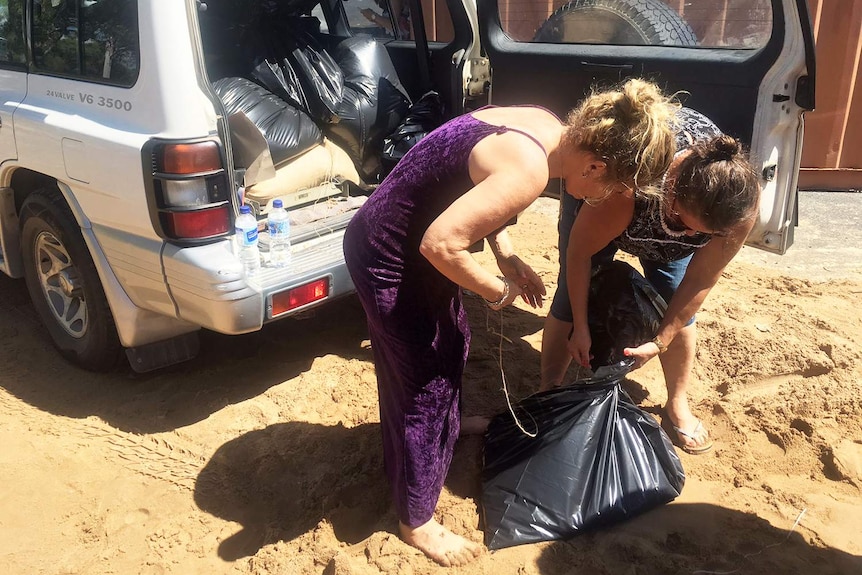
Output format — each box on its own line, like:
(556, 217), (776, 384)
(541, 107), (761, 456)
(344, 79), (679, 566)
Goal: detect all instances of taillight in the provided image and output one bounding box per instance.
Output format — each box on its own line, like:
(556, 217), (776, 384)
(271, 278), (330, 317)
(161, 142), (222, 174)
(163, 206), (231, 238)
(147, 140), (232, 242)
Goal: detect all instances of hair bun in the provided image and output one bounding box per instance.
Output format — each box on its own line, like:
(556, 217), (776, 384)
(618, 78), (670, 121)
(707, 134), (741, 162)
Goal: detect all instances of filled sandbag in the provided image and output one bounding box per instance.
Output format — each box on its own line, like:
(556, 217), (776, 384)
(381, 90), (445, 175)
(251, 58), (309, 114)
(482, 262), (681, 550)
(245, 138), (360, 207)
(587, 260), (667, 370)
(481, 360), (685, 550)
(212, 76), (322, 168)
(325, 35), (411, 181)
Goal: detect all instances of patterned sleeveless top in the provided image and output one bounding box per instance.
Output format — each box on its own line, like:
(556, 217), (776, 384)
(614, 107), (722, 263)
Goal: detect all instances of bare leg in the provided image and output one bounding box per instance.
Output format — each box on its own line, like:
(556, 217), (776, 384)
(541, 315), (574, 391)
(659, 323), (711, 452)
(400, 518), (482, 567)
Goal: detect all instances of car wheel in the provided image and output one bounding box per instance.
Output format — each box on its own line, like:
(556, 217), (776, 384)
(533, 0), (697, 45)
(20, 189), (122, 371)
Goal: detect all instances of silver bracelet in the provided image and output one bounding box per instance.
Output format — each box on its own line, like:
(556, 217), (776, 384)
(484, 276), (509, 311)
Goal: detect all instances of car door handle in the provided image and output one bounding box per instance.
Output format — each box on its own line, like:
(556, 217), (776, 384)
(580, 61), (634, 72)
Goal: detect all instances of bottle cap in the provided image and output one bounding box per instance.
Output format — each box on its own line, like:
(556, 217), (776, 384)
(273, 199), (283, 208)
(240, 205), (251, 214)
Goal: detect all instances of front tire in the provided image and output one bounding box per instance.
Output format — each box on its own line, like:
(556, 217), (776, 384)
(20, 189), (122, 371)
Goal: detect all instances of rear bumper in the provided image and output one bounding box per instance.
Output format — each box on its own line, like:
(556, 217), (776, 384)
(161, 229), (354, 334)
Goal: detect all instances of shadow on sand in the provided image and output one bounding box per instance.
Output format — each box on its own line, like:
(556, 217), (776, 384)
(0, 272), (371, 433)
(531, 501), (861, 575)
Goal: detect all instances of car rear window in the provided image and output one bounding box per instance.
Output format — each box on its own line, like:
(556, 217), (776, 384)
(500, 0), (772, 49)
(339, 0), (455, 42)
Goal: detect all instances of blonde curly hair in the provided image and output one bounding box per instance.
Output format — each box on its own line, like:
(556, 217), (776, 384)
(563, 78), (679, 200)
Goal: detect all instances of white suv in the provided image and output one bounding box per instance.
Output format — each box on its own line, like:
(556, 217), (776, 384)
(0, 0), (815, 372)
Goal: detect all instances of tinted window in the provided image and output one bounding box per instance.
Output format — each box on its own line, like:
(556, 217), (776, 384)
(311, 4), (330, 32)
(502, 0), (772, 49)
(341, 0), (454, 42)
(0, 0), (26, 64)
(32, 0), (140, 86)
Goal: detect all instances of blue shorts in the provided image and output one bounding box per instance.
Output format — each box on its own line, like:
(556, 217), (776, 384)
(549, 192), (695, 326)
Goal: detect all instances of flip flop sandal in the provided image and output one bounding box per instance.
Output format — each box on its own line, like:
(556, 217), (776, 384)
(672, 419), (714, 455)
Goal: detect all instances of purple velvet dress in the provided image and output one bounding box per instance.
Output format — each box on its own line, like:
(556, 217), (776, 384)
(343, 112), (530, 527)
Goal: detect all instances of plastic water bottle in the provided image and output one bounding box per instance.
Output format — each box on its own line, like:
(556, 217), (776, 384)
(235, 205), (261, 276)
(268, 199), (291, 268)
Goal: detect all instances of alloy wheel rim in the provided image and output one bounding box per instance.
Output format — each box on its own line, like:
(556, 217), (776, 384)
(34, 230), (88, 339)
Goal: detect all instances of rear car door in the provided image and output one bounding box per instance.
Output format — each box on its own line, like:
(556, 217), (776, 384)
(0, 0), (28, 277)
(0, 0), (27, 165)
(477, 0), (816, 254)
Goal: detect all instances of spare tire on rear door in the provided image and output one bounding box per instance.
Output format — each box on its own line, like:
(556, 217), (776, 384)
(533, 0), (697, 45)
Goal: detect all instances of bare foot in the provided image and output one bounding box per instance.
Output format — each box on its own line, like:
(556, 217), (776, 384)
(460, 415), (490, 436)
(400, 518), (482, 567)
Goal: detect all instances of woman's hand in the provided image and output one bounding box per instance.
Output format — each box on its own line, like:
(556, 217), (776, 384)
(484, 276), (522, 311)
(360, 8), (378, 23)
(497, 254), (545, 308)
(622, 341), (662, 369)
(567, 322), (592, 368)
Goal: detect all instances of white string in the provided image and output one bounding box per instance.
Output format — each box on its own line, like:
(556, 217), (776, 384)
(691, 508), (808, 575)
(486, 306), (537, 438)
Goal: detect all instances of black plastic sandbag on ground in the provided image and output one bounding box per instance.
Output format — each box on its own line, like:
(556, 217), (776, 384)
(481, 360), (685, 550)
(587, 260), (668, 370)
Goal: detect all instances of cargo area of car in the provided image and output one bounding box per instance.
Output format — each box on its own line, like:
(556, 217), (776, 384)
(196, 0), (445, 248)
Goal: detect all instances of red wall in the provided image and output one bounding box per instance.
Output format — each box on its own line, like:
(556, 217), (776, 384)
(492, 0), (860, 189)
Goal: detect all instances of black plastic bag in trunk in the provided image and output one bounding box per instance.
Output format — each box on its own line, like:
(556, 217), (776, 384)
(588, 260), (667, 370)
(252, 58), (309, 114)
(481, 360), (685, 550)
(212, 76), (322, 168)
(248, 15), (344, 125)
(326, 35), (412, 181)
(287, 42), (344, 124)
(381, 90), (445, 176)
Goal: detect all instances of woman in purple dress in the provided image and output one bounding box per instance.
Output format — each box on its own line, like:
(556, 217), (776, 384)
(343, 78), (678, 566)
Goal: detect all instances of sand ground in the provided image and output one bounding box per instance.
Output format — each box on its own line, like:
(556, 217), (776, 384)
(1, 196), (861, 575)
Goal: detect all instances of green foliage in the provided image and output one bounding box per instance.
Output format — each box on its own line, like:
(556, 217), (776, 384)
(32, 0), (139, 84)
(0, 0), (27, 63)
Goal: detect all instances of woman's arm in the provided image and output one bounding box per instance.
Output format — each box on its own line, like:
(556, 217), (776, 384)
(360, 8), (393, 33)
(565, 194), (633, 366)
(419, 133), (549, 307)
(624, 214), (756, 365)
(487, 227), (546, 307)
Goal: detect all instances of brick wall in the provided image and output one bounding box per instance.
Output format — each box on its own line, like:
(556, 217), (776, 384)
(491, 0), (859, 189)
